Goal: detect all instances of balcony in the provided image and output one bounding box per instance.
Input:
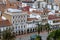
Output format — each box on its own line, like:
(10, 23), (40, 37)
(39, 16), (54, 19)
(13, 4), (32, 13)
(51, 22), (60, 25)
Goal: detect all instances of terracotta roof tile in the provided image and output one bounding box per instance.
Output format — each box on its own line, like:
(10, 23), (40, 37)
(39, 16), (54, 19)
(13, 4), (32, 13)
(22, 6), (30, 11)
(32, 10), (43, 14)
(0, 16), (11, 27)
(48, 15), (56, 20)
(27, 18), (38, 21)
(32, 9), (50, 14)
(43, 8), (51, 13)
(48, 15), (60, 20)
(0, 20), (11, 27)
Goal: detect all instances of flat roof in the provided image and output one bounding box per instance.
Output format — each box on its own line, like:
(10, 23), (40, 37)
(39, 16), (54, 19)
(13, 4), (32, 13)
(22, 1), (34, 3)
(4, 11), (27, 15)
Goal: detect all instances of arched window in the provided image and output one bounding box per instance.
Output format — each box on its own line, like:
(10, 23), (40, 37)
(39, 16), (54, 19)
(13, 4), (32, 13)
(17, 0), (20, 1)
(19, 31), (20, 35)
(27, 29), (29, 33)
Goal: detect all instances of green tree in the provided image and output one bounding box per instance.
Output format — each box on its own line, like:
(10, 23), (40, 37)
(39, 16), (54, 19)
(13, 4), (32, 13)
(35, 23), (42, 40)
(35, 35), (42, 40)
(37, 23), (42, 35)
(45, 23), (50, 33)
(47, 29), (60, 40)
(1, 29), (16, 40)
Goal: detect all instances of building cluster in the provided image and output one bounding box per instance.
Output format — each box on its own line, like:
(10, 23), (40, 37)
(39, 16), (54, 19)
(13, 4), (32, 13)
(0, 0), (60, 38)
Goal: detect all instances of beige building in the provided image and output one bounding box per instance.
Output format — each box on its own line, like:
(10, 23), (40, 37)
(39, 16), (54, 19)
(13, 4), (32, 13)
(2, 8), (42, 35)
(2, 8), (28, 35)
(0, 16), (12, 31)
(0, 16), (12, 39)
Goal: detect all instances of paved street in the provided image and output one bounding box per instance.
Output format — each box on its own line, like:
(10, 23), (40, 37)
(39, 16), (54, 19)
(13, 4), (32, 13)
(16, 32), (48, 40)
(40, 32), (48, 40)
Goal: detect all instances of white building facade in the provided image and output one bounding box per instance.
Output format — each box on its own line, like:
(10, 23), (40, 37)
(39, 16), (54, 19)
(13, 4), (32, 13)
(3, 8), (40, 35)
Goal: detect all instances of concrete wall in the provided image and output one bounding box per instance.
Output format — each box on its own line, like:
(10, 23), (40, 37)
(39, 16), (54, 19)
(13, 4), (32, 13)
(36, 0), (44, 1)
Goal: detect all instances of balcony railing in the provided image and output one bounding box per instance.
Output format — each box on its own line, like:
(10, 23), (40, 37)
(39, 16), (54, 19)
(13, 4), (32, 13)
(51, 22), (60, 25)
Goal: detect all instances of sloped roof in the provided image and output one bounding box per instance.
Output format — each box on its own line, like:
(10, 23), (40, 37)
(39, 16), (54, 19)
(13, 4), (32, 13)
(0, 4), (6, 12)
(0, 16), (11, 27)
(27, 18), (38, 21)
(48, 15), (60, 20)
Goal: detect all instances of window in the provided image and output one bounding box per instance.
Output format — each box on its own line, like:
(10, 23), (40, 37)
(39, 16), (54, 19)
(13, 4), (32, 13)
(21, 26), (22, 28)
(12, 27), (14, 29)
(21, 15), (23, 18)
(16, 31), (17, 35)
(16, 16), (17, 18)
(24, 20), (25, 22)
(16, 27), (17, 29)
(44, 13), (45, 15)
(18, 26), (20, 28)
(24, 25), (25, 28)
(19, 31), (20, 35)
(18, 16), (20, 18)
(24, 15), (25, 18)
(13, 16), (14, 19)
(17, 0), (20, 1)
(27, 15), (29, 17)
(34, 0), (36, 1)
(13, 21), (14, 24)
(6, 28), (8, 29)
(16, 21), (17, 23)
(21, 20), (23, 22)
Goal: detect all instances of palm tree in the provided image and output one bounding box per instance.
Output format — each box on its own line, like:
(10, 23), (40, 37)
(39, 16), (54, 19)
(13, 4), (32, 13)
(1, 29), (16, 40)
(30, 21), (42, 40)
(34, 23), (42, 40)
(47, 29), (60, 40)
(45, 23), (51, 34)
(37, 23), (42, 35)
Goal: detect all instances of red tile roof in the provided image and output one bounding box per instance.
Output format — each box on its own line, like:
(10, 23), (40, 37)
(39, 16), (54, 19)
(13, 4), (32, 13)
(32, 10), (43, 14)
(43, 8), (50, 13)
(27, 18), (38, 21)
(22, 6), (30, 11)
(0, 20), (11, 27)
(48, 15), (60, 20)
(32, 8), (50, 14)
(0, 16), (11, 27)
